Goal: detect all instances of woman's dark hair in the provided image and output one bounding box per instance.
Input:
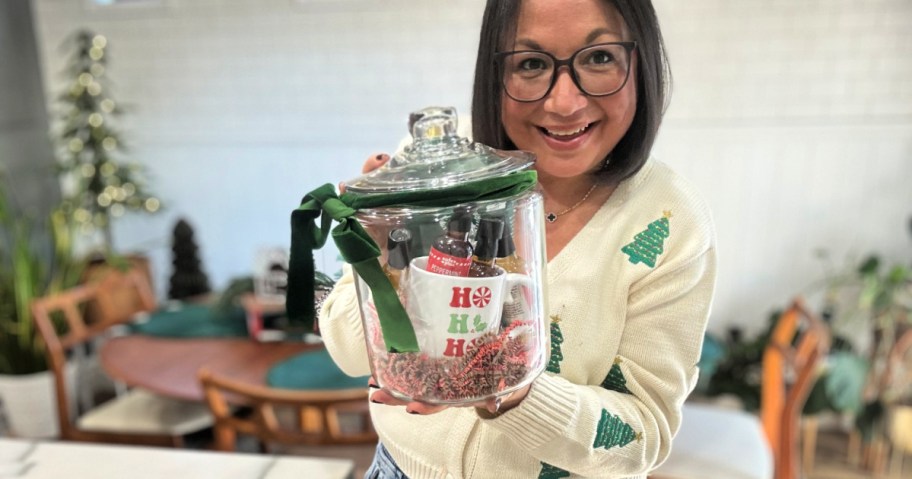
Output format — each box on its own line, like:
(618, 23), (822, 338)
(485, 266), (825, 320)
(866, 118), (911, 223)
(471, 0), (672, 183)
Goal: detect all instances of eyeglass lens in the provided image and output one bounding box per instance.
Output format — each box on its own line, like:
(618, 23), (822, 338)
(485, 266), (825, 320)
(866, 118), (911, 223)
(500, 43), (631, 101)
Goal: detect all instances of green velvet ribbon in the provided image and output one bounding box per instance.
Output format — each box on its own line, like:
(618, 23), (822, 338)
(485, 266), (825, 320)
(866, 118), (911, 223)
(287, 170), (537, 353)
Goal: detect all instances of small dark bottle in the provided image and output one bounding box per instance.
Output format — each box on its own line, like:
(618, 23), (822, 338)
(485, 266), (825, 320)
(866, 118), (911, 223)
(495, 221), (526, 274)
(469, 217), (504, 278)
(383, 228), (412, 290)
(496, 218), (530, 326)
(426, 210), (473, 277)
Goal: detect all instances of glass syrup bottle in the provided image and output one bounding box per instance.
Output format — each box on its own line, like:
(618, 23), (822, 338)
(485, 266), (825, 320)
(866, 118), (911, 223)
(426, 210), (473, 276)
(469, 217), (504, 278)
(495, 220), (526, 274)
(496, 218), (530, 326)
(383, 228), (412, 290)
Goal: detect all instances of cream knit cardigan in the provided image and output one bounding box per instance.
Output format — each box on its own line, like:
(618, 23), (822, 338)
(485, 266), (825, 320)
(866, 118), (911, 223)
(320, 159), (717, 479)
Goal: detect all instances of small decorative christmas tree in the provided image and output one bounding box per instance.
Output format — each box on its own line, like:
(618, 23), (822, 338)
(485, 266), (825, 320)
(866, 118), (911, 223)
(593, 409), (640, 450)
(621, 211), (671, 268)
(538, 462), (570, 479)
(54, 30), (160, 251)
(168, 219), (211, 300)
(600, 357), (632, 394)
(547, 313), (565, 373)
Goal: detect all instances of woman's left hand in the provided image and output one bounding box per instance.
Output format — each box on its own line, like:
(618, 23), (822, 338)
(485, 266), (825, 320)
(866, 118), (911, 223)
(368, 377), (531, 416)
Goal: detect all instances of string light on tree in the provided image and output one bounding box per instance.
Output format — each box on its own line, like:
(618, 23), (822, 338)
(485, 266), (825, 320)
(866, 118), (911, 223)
(54, 30), (161, 251)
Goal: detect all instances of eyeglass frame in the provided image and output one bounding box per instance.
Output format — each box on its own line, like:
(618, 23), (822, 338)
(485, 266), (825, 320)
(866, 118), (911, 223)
(494, 41), (638, 103)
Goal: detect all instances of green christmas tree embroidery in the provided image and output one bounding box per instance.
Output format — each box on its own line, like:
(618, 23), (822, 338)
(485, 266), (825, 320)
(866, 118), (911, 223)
(621, 211), (672, 268)
(600, 357), (631, 395)
(547, 313), (565, 373)
(538, 462), (571, 479)
(593, 409), (641, 450)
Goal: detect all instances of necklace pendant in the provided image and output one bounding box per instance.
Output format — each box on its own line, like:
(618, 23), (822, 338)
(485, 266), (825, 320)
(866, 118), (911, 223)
(544, 181), (598, 225)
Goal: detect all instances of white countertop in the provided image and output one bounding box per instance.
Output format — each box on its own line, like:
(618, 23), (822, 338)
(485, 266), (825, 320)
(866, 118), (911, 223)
(0, 438), (353, 479)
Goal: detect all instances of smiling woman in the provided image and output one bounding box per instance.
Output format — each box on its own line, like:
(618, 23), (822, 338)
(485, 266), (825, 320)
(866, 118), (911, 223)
(498, 1), (638, 187)
(318, 1), (717, 478)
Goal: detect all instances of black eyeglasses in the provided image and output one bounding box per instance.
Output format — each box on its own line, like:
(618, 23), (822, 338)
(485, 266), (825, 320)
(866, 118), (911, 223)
(494, 41), (636, 102)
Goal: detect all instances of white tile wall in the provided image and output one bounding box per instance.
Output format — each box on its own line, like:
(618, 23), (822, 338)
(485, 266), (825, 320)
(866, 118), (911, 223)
(653, 0), (912, 336)
(29, 0), (912, 337)
(30, 0), (486, 290)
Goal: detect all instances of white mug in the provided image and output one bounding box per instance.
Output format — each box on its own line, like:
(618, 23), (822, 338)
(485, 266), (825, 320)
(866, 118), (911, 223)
(404, 256), (532, 358)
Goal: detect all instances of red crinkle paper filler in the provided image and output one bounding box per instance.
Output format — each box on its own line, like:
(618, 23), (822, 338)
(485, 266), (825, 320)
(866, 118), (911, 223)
(374, 320), (535, 402)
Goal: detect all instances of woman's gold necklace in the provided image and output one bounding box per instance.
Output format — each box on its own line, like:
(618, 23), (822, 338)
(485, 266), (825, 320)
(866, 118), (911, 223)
(545, 182), (599, 223)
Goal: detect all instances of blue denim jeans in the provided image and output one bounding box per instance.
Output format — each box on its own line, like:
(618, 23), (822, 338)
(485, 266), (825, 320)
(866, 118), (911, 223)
(364, 443), (409, 479)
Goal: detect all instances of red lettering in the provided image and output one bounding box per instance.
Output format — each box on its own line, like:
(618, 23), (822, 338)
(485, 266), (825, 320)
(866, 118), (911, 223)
(449, 287), (471, 308)
(443, 338), (465, 357)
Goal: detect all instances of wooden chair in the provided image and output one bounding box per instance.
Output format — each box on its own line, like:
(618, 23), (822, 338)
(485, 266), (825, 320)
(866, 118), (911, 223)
(844, 328), (912, 475)
(760, 299), (831, 479)
(30, 268), (213, 447)
(881, 329), (912, 477)
(198, 368), (376, 452)
(82, 255), (157, 325)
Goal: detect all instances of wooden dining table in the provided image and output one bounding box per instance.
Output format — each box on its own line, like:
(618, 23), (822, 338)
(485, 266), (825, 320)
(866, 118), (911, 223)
(100, 335), (321, 402)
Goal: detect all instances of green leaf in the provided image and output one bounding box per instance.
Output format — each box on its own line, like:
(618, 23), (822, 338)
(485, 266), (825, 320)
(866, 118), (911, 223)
(0, 176), (85, 374)
(855, 401), (886, 442)
(887, 265), (909, 284)
(824, 352), (869, 414)
(313, 270), (335, 289)
(803, 380), (831, 415)
(857, 255), (880, 275)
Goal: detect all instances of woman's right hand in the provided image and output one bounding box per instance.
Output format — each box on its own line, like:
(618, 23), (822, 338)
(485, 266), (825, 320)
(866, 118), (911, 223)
(338, 153), (391, 193)
(362, 153), (391, 174)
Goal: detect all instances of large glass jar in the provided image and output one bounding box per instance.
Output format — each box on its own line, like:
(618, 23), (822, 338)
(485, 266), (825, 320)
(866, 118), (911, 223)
(343, 107), (547, 405)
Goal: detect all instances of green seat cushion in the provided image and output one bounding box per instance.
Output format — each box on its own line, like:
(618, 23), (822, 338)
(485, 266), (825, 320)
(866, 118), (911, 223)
(267, 348), (369, 390)
(130, 304), (248, 338)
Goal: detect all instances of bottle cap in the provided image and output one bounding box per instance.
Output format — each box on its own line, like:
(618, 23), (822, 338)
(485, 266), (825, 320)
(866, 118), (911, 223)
(448, 211), (473, 234)
(386, 228), (412, 270)
(474, 217), (504, 259)
(496, 222), (516, 258)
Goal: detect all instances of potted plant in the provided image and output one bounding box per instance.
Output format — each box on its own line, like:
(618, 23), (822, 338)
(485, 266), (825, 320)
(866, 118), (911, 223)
(51, 30), (163, 323)
(54, 30), (161, 253)
(0, 175), (84, 437)
(811, 220), (912, 470)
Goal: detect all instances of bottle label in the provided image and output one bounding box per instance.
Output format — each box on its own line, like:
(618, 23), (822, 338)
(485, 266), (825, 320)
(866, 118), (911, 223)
(426, 248), (472, 277)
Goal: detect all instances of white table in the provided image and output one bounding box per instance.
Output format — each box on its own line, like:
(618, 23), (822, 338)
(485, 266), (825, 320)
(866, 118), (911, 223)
(651, 402), (773, 479)
(0, 438), (353, 479)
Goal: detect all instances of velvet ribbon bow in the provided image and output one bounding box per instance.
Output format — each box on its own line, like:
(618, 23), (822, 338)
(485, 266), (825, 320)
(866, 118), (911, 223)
(287, 170), (537, 353)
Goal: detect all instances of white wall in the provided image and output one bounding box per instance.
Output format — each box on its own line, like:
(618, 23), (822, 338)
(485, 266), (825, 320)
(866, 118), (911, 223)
(654, 0), (912, 335)
(1, 0), (58, 215)
(29, 0), (912, 337)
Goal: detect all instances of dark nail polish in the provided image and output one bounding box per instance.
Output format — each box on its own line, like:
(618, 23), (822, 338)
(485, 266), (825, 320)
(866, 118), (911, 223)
(375, 154), (383, 161)
(370, 399), (383, 404)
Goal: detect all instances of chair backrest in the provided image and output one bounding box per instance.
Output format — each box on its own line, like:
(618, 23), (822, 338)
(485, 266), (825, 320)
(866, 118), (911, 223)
(761, 298), (831, 479)
(30, 268), (157, 438)
(884, 329), (912, 465)
(92, 266), (157, 326)
(883, 329), (912, 404)
(198, 368), (376, 450)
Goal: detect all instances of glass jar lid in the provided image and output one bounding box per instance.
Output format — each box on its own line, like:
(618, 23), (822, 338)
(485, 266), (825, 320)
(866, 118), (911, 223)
(343, 106), (535, 194)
